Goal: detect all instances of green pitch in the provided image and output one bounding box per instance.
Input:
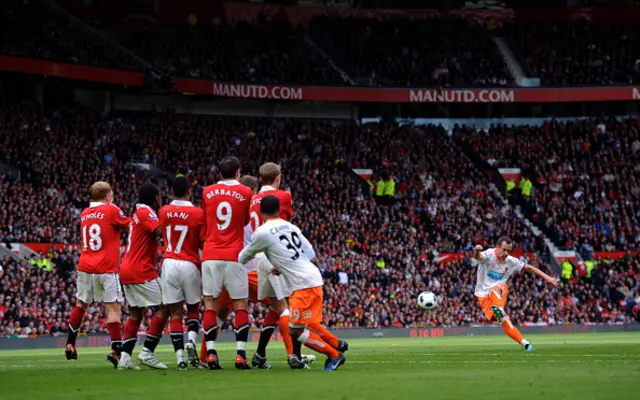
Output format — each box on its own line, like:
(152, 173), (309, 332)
(1, 333), (639, 400)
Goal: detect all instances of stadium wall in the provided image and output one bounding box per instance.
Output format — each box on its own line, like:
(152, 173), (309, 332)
(1, 325), (638, 351)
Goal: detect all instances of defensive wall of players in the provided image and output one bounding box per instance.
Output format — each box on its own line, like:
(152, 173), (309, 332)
(1, 325), (638, 351)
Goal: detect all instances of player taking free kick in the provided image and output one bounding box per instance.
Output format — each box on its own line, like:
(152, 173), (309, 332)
(474, 236), (558, 351)
(239, 195), (346, 371)
(65, 182), (130, 366)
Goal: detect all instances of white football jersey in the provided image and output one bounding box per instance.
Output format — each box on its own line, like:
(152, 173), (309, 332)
(242, 223), (256, 272)
(474, 248), (525, 297)
(238, 218), (322, 292)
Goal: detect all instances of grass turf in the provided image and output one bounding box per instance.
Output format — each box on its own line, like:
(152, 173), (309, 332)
(0, 333), (639, 400)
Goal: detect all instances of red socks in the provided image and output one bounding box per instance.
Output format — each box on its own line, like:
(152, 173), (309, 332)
(107, 322), (122, 342)
(147, 315), (167, 337)
(69, 306), (85, 331)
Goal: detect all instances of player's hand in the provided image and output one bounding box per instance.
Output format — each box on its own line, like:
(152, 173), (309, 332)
(548, 278), (559, 288)
(269, 268), (281, 276)
(474, 245), (483, 252)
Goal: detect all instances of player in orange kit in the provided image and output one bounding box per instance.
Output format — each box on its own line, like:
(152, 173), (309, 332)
(252, 163), (347, 365)
(474, 237), (558, 351)
(65, 181), (130, 366)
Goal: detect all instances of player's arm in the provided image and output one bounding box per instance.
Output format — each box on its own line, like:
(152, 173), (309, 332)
(523, 264), (558, 288)
(143, 210), (162, 238)
(238, 231), (268, 264)
(284, 192), (294, 222)
(299, 231), (317, 261)
(112, 206), (131, 230)
(474, 245), (486, 262)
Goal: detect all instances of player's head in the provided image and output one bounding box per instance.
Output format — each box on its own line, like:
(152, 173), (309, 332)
(172, 176), (191, 200)
(259, 162), (281, 189)
(495, 236), (514, 261)
(239, 175), (259, 195)
(139, 182), (160, 211)
(90, 181), (113, 204)
(260, 194), (280, 220)
(219, 156), (241, 180)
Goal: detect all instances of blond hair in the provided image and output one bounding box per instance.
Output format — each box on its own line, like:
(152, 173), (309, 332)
(89, 181), (112, 201)
(259, 162), (281, 185)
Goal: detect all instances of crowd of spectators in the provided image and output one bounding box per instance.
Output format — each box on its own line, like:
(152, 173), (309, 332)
(458, 118), (640, 253)
(308, 16), (510, 87)
(503, 21), (640, 85)
(1, 101), (639, 338)
(103, 19), (343, 85)
(0, 0), (142, 71)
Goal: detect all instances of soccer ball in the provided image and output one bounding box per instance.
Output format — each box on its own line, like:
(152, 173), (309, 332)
(417, 291), (437, 310)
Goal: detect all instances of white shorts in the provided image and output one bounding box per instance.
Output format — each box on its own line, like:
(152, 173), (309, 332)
(76, 271), (123, 304)
(256, 254), (290, 301)
(123, 279), (163, 308)
(202, 260), (248, 299)
(161, 259), (202, 305)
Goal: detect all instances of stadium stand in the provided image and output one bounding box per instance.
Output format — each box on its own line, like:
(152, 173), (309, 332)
(458, 119), (640, 252)
(1, 101), (638, 337)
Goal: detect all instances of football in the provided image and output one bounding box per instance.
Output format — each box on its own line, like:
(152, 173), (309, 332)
(417, 291), (437, 310)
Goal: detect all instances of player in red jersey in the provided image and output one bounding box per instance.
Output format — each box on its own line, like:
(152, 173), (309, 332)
(119, 182), (169, 370)
(65, 182), (130, 365)
(252, 163), (347, 366)
(201, 156), (253, 370)
(159, 176), (206, 370)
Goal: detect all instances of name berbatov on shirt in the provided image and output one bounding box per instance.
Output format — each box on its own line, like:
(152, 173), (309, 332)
(206, 188), (247, 201)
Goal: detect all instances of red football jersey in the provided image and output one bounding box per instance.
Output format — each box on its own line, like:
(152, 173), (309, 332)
(249, 185), (294, 232)
(78, 202), (131, 274)
(120, 205), (161, 285)
(202, 180), (252, 261)
(159, 200), (205, 265)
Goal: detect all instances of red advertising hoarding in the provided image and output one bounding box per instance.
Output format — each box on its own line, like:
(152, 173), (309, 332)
(2, 56), (640, 103)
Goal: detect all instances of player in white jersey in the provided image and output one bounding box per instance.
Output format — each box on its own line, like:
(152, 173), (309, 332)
(239, 195), (346, 371)
(474, 236), (558, 351)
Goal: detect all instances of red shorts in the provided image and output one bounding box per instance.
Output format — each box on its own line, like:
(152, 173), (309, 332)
(218, 271), (269, 311)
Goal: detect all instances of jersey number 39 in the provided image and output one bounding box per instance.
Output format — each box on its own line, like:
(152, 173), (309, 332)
(279, 232), (303, 260)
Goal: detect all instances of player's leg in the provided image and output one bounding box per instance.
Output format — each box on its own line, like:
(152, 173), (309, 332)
(307, 322), (347, 352)
(227, 262), (251, 370)
(288, 287), (344, 370)
(166, 302), (188, 370)
(201, 260), (223, 369)
(251, 266), (276, 368)
(135, 279), (168, 369)
(119, 305), (143, 371)
(66, 272), (91, 360)
(488, 284), (532, 351)
(182, 260), (203, 367)
(101, 273), (124, 368)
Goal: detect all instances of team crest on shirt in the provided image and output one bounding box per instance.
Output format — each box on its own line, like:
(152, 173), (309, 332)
(487, 270), (505, 280)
